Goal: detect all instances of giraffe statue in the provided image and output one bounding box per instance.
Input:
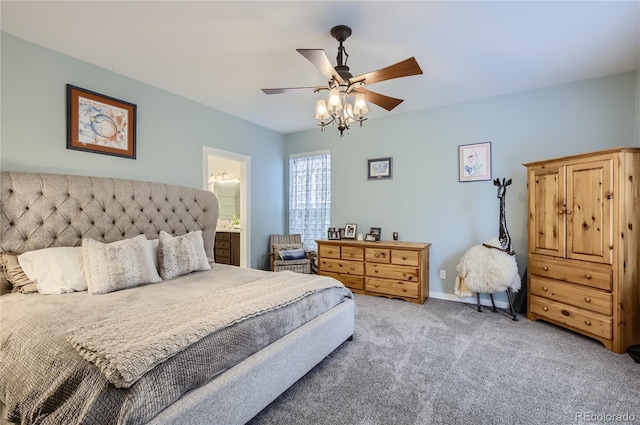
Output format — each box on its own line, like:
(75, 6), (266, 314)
(494, 177), (513, 255)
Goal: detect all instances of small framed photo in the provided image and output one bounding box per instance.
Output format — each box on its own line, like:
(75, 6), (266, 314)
(67, 84), (137, 159)
(368, 157), (392, 180)
(459, 142), (491, 182)
(338, 228), (345, 239)
(327, 227), (339, 240)
(344, 223), (357, 239)
(369, 227), (381, 241)
(365, 233), (376, 242)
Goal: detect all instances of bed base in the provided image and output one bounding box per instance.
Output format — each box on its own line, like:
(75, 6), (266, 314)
(149, 298), (355, 425)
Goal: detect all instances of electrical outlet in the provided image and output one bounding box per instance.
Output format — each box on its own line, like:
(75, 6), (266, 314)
(439, 270), (446, 279)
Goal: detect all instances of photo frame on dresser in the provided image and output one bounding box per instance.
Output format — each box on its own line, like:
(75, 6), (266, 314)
(369, 227), (381, 241)
(67, 84), (137, 159)
(327, 227), (339, 240)
(344, 224), (357, 239)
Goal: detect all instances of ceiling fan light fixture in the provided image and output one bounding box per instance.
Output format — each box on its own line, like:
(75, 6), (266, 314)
(354, 93), (368, 115)
(315, 100), (330, 120)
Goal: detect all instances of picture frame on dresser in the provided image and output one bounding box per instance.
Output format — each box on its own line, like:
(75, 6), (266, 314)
(66, 84), (137, 159)
(369, 227), (381, 241)
(327, 227), (339, 240)
(344, 224), (357, 239)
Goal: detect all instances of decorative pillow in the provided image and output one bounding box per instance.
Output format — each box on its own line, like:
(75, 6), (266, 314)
(18, 247), (87, 294)
(158, 230), (211, 280)
(279, 248), (307, 261)
(272, 243), (304, 260)
(1, 253), (38, 294)
(83, 235), (162, 295)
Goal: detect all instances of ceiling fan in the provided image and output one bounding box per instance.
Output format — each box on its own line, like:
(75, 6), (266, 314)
(262, 25), (423, 135)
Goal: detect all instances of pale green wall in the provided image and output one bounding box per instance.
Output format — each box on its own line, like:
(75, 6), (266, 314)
(0, 33), (285, 269)
(285, 71), (638, 302)
(636, 70), (640, 146)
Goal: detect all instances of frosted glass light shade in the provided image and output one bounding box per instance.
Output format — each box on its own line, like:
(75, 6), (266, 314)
(315, 100), (330, 120)
(328, 88), (342, 111)
(354, 94), (368, 115)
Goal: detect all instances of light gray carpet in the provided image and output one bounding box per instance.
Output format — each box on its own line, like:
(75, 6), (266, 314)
(248, 294), (640, 425)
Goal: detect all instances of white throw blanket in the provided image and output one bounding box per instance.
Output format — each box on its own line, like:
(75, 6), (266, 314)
(67, 271), (344, 388)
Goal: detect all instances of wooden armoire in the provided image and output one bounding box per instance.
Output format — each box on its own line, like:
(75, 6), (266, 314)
(524, 148), (639, 353)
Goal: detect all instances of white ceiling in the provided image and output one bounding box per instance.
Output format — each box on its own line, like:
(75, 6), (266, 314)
(2, 1), (639, 134)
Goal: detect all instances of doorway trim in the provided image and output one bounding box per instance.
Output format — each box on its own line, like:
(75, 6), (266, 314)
(202, 146), (251, 268)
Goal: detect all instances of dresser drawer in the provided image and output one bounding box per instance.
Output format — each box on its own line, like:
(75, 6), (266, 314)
(319, 244), (341, 259)
(318, 258), (364, 276)
(365, 248), (390, 263)
(391, 250), (419, 266)
(341, 246), (364, 261)
(365, 263), (418, 282)
(215, 232), (231, 241)
(322, 271), (364, 290)
(530, 295), (612, 340)
(529, 255), (612, 290)
(530, 276), (612, 315)
(366, 277), (418, 299)
(215, 241), (231, 250)
(215, 248), (231, 258)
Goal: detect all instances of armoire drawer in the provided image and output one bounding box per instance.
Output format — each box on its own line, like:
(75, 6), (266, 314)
(365, 277), (418, 299)
(530, 295), (612, 340)
(528, 255), (612, 291)
(529, 276), (612, 315)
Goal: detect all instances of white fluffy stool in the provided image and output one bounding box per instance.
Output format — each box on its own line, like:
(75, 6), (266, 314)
(455, 237), (521, 320)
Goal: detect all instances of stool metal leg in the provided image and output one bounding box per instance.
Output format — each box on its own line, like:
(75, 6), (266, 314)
(490, 294), (497, 312)
(476, 293), (482, 312)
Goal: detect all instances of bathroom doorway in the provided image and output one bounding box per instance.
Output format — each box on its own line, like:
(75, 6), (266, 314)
(202, 146), (251, 268)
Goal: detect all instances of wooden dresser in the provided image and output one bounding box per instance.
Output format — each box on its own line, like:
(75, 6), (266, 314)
(524, 148), (639, 353)
(215, 231), (240, 266)
(316, 239), (430, 304)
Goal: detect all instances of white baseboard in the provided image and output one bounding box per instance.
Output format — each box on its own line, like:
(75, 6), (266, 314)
(428, 291), (511, 309)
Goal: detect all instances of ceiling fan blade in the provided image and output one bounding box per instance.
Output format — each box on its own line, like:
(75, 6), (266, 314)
(349, 57), (423, 86)
(262, 86), (325, 95)
(296, 49), (345, 84)
(352, 87), (404, 111)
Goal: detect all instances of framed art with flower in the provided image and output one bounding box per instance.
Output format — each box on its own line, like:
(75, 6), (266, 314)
(458, 142), (491, 182)
(67, 84), (137, 159)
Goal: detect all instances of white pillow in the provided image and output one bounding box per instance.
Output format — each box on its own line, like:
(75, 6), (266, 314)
(18, 247), (87, 294)
(83, 235), (162, 295)
(158, 230), (211, 279)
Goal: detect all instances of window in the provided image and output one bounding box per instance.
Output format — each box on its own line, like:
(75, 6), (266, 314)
(289, 151), (331, 250)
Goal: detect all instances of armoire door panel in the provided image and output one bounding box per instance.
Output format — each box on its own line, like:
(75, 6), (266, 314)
(529, 166), (565, 257)
(566, 160), (613, 264)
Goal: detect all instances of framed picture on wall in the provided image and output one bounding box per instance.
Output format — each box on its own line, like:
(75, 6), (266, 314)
(459, 142), (491, 182)
(368, 157), (393, 180)
(66, 84), (137, 159)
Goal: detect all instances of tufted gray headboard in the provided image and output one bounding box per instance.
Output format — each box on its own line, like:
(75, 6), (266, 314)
(0, 172), (218, 257)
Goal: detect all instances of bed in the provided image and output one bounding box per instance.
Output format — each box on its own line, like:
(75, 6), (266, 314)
(0, 171), (355, 425)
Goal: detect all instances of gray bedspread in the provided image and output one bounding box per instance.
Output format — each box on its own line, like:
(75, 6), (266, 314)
(0, 265), (352, 425)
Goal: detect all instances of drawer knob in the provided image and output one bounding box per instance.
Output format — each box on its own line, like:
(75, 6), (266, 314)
(402, 288), (407, 292)
(375, 254), (380, 258)
(561, 310), (570, 317)
(374, 284), (379, 288)
(584, 274), (592, 279)
(542, 286), (548, 291)
(402, 272), (407, 276)
(584, 297), (591, 302)
(584, 320), (591, 326)
(543, 266), (549, 271)
(543, 306), (548, 311)
(328, 250), (333, 254)
(402, 256), (407, 260)
(375, 269), (379, 273)
(350, 267), (355, 270)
